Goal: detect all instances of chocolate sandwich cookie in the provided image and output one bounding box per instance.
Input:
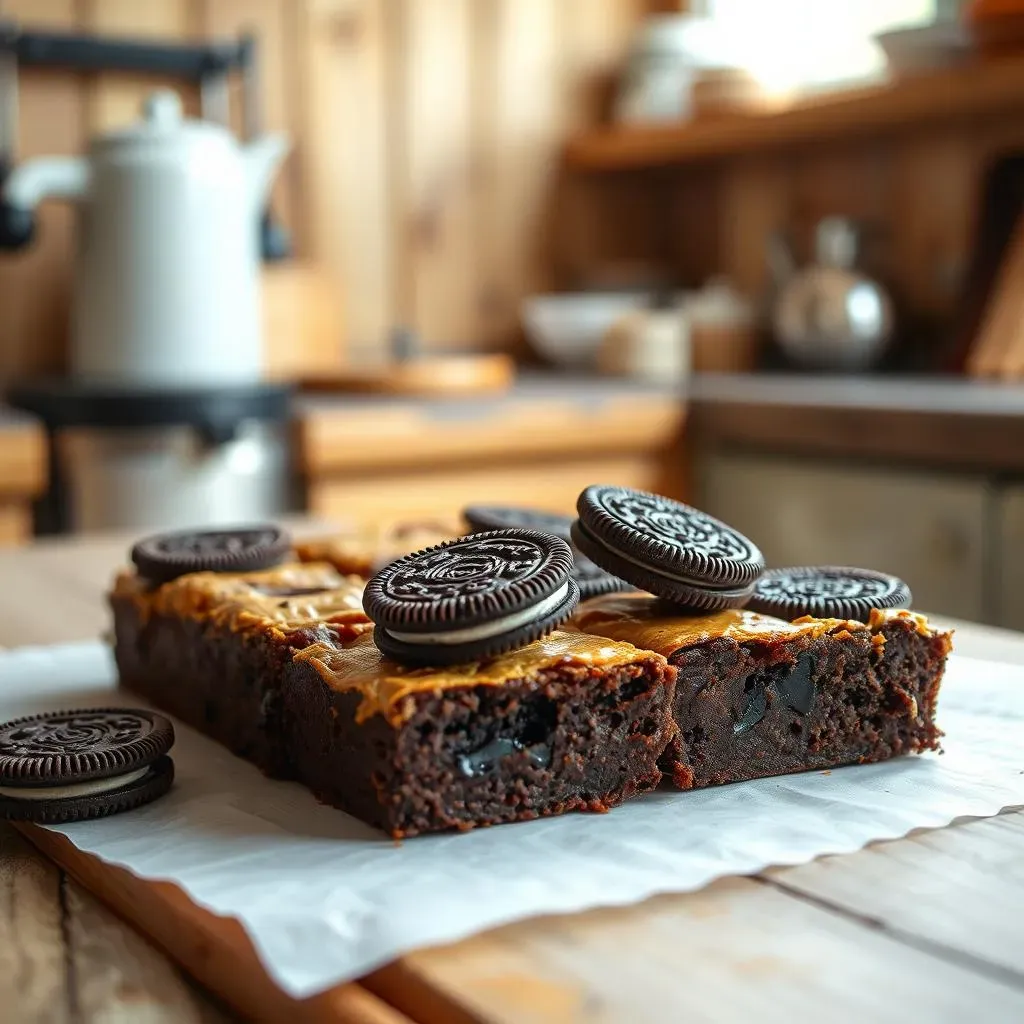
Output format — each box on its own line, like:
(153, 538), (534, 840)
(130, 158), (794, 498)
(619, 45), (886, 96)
(363, 528), (580, 666)
(463, 505), (576, 537)
(0, 708), (175, 823)
(571, 485), (764, 611)
(462, 504), (629, 601)
(747, 566), (912, 622)
(132, 524), (291, 584)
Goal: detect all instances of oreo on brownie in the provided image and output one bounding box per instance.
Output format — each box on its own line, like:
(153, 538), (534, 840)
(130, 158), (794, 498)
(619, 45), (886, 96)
(363, 528), (580, 666)
(0, 708), (175, 823)
(462, 504), (629, 600)
(132, 524), (291, 584)
(747, 566), (912, 622)
(571, 485), (764, 611)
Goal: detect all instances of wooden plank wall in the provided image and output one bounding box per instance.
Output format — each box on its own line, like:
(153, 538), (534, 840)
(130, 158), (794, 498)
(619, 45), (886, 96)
(0, 0), (646, 385)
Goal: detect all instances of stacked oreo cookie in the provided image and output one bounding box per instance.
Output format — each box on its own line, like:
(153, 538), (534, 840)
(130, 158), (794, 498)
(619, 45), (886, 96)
(0, 708), (175, 823)
(571, 485), (765, 612)
(363, 528), (581, 666)
(568, 484), (913, 620)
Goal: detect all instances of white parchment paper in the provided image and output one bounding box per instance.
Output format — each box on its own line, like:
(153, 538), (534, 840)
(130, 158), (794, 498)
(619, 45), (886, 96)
(0, 642), (1021, 998)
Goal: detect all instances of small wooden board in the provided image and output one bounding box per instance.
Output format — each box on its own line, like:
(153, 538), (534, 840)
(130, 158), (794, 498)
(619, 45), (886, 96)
(16, 825), (414, 1024)
(966, 210), (1024, 379)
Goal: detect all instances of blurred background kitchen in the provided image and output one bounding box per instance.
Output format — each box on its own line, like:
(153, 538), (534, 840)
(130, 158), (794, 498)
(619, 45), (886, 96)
(1, 0), (1023, 629)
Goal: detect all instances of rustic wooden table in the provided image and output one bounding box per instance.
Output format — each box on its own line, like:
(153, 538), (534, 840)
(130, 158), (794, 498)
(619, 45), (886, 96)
(1, 533), (1023, 1023)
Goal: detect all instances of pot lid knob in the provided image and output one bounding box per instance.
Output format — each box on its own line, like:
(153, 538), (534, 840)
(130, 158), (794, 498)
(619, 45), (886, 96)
(143, 90), (184, 131)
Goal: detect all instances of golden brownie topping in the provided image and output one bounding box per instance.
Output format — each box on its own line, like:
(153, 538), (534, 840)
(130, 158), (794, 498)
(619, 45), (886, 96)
(571, 593), (936, 658)
(295, 521), (459, 579)
(112, 562), (372, 638)
(292, 629), (666, 725)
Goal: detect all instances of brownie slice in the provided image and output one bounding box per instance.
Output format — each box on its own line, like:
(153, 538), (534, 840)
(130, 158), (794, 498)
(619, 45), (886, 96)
(282, 631), (677, 837)
(573, 595), (950, 789)
(111, 562), (371, 775)
(111, 563), (677, 836)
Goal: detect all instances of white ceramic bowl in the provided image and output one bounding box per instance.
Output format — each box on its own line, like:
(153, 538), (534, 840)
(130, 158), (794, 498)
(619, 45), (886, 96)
(876, 22), (971, 76)
(522, 292), (657, 368)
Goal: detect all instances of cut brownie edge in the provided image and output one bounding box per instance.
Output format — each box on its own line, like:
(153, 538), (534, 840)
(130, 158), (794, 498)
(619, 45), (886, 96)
(282, 654), (677, 838)
(663, 615), (949, 790)
(113, 599), (294, 777)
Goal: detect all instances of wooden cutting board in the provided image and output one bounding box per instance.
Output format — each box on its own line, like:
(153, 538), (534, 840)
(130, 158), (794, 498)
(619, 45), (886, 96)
(16, 825), (412, 1024)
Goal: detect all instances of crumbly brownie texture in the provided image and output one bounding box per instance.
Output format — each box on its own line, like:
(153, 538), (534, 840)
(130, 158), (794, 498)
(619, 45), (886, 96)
(296, 521), (459, 579)
(283, 631), (676, 836)
(113, 564), (676, 836)
(573, 594), (949, 789)
(111, 563), (371, 775)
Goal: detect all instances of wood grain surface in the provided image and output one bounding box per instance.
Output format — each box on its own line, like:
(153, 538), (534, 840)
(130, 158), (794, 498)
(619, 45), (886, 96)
(0, 0), (648, 382)
(0, 534), (1021, 1022)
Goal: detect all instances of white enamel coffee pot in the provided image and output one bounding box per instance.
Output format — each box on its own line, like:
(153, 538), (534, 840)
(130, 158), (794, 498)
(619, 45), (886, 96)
(2, 90), (288, 387)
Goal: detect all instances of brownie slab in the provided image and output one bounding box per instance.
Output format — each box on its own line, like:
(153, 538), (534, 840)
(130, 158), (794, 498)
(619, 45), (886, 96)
(573, 594), (950, 789)
(283, 631), (676, 837)
(112, 564), (677, 837)
(111, 563), (371, 775)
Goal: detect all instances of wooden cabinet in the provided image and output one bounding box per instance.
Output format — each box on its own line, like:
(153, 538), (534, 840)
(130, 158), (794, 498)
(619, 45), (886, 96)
(0, 413), (47, 546)
(996, 485), (1024, 631)
(297, 387), (687, 527)
(697, 451), (990, 621)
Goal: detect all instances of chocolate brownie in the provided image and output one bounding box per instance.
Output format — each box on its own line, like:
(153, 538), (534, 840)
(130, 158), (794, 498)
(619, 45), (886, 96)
(282, 630), (676, 836)
(112, 559), (676, 837)
(111, 562), (371, 775)
(573, 594), (950, 789)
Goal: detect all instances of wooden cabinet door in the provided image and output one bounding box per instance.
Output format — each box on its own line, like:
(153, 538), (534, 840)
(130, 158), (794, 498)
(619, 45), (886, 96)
(697, 451), (989, 621)
(995, 485), (1024, 631)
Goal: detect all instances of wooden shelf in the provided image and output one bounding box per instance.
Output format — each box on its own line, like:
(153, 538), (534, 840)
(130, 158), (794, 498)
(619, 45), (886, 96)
(566, 57), (1024, 171)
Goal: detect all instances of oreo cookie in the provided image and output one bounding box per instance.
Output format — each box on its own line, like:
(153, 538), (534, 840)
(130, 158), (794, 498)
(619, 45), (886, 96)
(571, 485), (764, 611)
(363, 528), (580, 666)
(132, 524), (291, 584)
(747, 566), (912, 622)
(463, 505), (575, 537)
(0, 708), (175, 823)
(462, 505), (629, 601)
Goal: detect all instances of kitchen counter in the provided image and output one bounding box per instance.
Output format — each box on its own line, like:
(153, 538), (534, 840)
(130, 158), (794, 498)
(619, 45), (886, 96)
(687, 373), (1024, 472)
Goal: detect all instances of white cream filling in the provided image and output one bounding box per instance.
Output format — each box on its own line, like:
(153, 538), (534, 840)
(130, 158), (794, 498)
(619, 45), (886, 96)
(582, 524), (746, 592)
(0, 766), (149, 801)
(387, 582), (571, 646)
